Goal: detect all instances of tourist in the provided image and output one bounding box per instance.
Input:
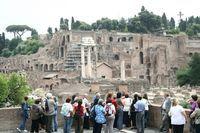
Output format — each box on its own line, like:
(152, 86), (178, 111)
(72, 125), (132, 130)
(82, 93), (90, 107)
(190, 99), (200, 133)
(90, 95), (99, 133)
(83, 104), (90, 129)
(74, 99), (85, 133)
(142, 93), (150, 128)
(130, 93), (138, 129)
(169, 98), (187, 133)
(92, 99), (106, 133)
(104, 99), (116, 133)
(160, 93), (171, 132)
(44, 93), (55, 133)
(60, 97), (73, 133)
(134, 93), (145, 133)
(52, 96), (58, 132)
(123, 93), (132, 127)
(115, 92), (124, 130)
(30, 99), (43, 133)
(188, 94), (199, 133)
(17, 96), (30, 133)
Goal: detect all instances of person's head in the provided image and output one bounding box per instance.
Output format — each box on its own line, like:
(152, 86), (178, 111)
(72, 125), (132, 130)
(24, 96), (28, 101)
(125, 94), (129, 98)
(35, 99), (40, 104)
(96, 92), (101, 99)
(84, 93), (88, 98)
(191, 95), (198, 101)
(77, 99), (82, 106)
(143, 93), (148, 100)
(172, 98), (178, 106)
(46, 93), (52, 99)
(116, 92), (122, 98)
(137, 93), (142, 100)
(66, 97), (71, 103)
(98, 99), (104, 106)
(164, 93), (170, 98)
(106, 92), (113, 99)
(134, 93), (138, 100)
(197, 99), (200, 108)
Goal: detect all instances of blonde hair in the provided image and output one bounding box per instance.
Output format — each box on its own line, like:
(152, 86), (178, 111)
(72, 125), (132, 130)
(172, 98), (178, 106)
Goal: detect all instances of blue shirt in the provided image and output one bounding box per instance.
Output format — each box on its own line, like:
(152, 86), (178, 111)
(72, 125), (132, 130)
(134, 100), (145, 112)
(94, 105), (106, 124)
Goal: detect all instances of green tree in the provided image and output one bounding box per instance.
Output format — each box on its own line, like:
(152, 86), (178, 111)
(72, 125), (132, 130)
(6, 25), (32, 38)
(127, 17), (147, 33)
(71, 17), (75, 29)
(31, 29), (39, 40)
(47, 27), (53, 35)
(179, 19), (187, 32)
(169, 17), (175, 29)
(7, 73), (30, 105)
(0, 74), (8, 105)
(118, 18), (127, 32)
(0, 32), (6, 52)
(177, 53), (200, 86)
(8, 38), (22, 51)
(1, 48), (12, 57)
(162, 13), (168, 29)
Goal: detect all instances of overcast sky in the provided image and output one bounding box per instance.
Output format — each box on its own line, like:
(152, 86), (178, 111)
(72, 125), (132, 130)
(1, 0), (200, 37)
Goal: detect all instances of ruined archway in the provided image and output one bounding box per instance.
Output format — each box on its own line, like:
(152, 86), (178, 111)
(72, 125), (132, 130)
(60, 47), (64, 57)
(40, 64), (43, 71)
(109, 37), (113, 42)
(139, 52), (144, 64)
(49, 64), (53, 71)
(62, 36), (65, 45)
(44, 64), (48, 72)
(122, 37), (126, 42)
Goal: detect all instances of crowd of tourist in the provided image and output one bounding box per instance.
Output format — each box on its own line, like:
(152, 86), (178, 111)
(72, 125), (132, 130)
(16, 91), (200, 133)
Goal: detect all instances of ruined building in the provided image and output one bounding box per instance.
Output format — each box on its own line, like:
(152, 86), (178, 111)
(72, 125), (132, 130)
(0, 30), (200, 88)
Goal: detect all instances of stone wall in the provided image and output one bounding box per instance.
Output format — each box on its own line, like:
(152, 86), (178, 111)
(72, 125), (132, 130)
(0, 105), (191, 132)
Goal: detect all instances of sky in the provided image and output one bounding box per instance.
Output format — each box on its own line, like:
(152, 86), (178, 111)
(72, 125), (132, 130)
(0, 0), (200, 38)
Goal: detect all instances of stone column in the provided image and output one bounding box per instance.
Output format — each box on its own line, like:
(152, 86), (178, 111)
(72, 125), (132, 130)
(81, 46), (86, 78)
(87, 46), (92, 78)
(121, 60), (125, 81)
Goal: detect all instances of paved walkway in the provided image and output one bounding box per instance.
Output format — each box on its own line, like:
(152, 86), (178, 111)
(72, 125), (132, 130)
(2, 127), (159, 133)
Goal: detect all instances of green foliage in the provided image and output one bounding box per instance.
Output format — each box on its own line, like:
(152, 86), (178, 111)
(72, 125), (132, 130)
(179, 100), (190, 109)
(127, 17), (147, 33)
(7, 73), (31, 105)
(6, 25), (32, 38)
(161, 13), (168, 29)
(72, 20), (92, 31)
(186, 24), (200, 36)
(179, 19), (187, 32)
(176, 53), (200, 86)
(0, 73), (31, 107)
(0, 74), (9, 104)
(15, 39), (44, 55)
(169, 17), (175, 29)
(31, 29), (39, 39)
(8, 38), (22, 51)
(60, 18), (69, 30)
(0, 32), (6, 52)
(1, 48), (12, 57)
(166, 29), (180, 35)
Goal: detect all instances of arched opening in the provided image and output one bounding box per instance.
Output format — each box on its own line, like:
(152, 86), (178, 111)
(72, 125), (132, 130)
(189, 53), (193, 57)
(44, 64), (48, 72)
(109, 37), (113, 42)
(67, 35), (70, 42)
(35, 64), (39, 70)
(139, 52), (144, 64)
(49, 64), (53, 71)
(62, 36), (65, 45)
(60, 47), (64, 57)
(129, 37), (133, 42)
(97, 37), (101, 44)
(122, 37), (126, 42)
(40, 64), (43, 71)
(114, 54), (119, 60)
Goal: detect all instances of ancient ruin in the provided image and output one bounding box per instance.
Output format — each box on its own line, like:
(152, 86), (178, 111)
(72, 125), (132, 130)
(0, 30), (200, 100)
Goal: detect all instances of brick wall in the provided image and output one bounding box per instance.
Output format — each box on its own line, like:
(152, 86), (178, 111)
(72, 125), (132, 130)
(0, 105), (191, 132)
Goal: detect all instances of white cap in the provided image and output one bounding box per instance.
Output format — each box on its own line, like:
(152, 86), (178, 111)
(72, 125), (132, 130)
(46, 93), (52, 98)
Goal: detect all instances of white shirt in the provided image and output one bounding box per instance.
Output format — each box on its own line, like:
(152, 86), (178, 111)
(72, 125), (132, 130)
(60, 103), (73, 117)
(123, 98), (132, 112)
(142, 98), (150, 111)
(169, 105), (186, 125)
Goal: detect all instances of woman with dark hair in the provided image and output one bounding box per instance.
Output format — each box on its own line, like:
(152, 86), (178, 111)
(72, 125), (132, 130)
(60, 98), (73, 133)
(17, 96), (30, 132)
(142, 93), (150, 128)
(190, 99), (200, 133)
(130, 93), (138, 129)
(74, 99), (85, 133)
(92, 99), (106, 133)
(123, 94), (132, 127)
(188, 94), (199, 133)
(116, 92), (124, 130)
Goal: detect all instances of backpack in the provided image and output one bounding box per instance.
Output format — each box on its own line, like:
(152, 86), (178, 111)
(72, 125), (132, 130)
(74, 106), (84, 119)
(90, 105), (96, 122)
(45, 99), (49, 112)
(105, 104), (113, 116)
